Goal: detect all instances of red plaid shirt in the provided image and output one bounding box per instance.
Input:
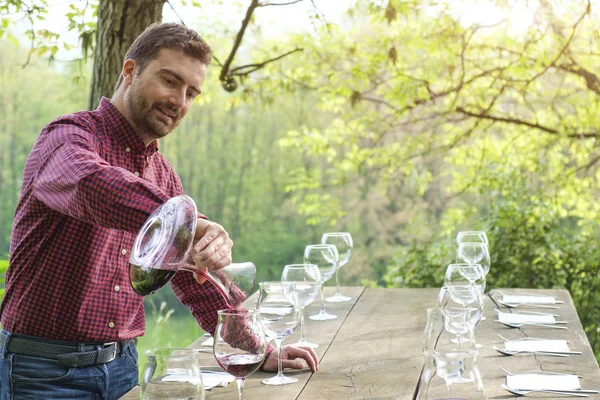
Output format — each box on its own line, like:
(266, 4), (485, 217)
(1, 98), (229, 343)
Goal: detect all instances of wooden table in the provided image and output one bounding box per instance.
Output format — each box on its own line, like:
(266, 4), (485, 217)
(122, 287), (600, 399)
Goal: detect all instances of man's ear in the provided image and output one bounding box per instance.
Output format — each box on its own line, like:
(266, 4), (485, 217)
(121, 59), (137, 87)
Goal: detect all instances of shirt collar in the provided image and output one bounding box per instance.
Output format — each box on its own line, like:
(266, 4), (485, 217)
(97, 97), (159, 155)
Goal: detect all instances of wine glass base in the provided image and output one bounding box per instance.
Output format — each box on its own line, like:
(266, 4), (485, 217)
(262, 375), (299, 385)
(309, 312), (337, 321)
(325, 294), (352, 303)
(295, 340), (319, 349)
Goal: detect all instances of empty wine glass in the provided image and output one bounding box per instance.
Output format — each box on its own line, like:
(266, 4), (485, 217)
(281, 264), (321, 348)
(213, 309), (266, 400)
(141, 348), (204, 399)
(304, 244), (339, 321)
(437, 286), (483, 346)
(257, 281), (301, 385)
(444, 264), (486, 295)
(321, 232), (353, 302)
(456, 231), (488, 245)
(456, 242), (490, 276)
(129, 195), (256, 304)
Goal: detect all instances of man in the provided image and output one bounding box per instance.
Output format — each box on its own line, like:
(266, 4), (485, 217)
(0, 23), (317, 399)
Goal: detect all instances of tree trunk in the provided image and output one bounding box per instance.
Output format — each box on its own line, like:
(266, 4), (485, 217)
(89, 0), (165, 110)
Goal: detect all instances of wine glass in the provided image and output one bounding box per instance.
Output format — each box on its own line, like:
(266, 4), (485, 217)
(456, 242), (490, 276)
(456, 231), (488, 245)
(256, 281), (301, 385)
(437, 286), (483, 346)
(281, 263), (321, 348)
(321, 232), (353, 302)
(141, 348), (204, 399)
(444, 264), (486, 295)
(129, 195), (256, 304)
(213, 309), (266, 400)
(304, 244), (339, 321)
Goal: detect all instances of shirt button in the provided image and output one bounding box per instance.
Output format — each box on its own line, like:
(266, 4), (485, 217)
(121, 249), (127, 255)
(134, 172), (140, 177)
(125, 147), (131, 152)
(114, 285), (120, 292)
(108, 322), (115, 328)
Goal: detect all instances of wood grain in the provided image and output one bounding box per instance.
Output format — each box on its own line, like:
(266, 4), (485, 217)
(121, 287), (600, 399)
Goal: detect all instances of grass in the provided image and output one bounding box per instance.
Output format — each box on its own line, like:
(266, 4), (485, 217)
(136, 300), (205, 379)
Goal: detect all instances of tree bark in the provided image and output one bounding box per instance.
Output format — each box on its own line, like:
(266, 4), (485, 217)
(89, 0), (165, 110)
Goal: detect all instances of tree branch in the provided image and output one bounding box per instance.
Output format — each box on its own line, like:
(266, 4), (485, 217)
(455, 107), (599, 138)
(258, 0), (303, 6)
(230, 48), (303, 76)
(219, 0), (260, 82)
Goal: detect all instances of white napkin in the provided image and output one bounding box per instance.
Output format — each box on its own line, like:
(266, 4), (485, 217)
(201, 372), (236, 390)
(505, 339), (570, 352)
(498, 311), (556, 324)
(503, 295), (557, 304)
(506, 373), (581, 390)
(201, 337), (214, 347)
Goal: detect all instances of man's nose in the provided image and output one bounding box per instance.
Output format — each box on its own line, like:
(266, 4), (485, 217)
(169, 89), (186, 109)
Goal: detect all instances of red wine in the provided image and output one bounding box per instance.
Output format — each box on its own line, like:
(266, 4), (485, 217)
(129, 263), (177, 296)
(215, 354), (263, 378)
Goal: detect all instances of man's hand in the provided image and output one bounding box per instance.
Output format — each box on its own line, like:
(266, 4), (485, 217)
(262, 345), (319, 372)
(190, 218), (233, 283)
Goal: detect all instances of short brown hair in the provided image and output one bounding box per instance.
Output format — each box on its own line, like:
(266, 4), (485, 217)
(114, 23), (212, 91)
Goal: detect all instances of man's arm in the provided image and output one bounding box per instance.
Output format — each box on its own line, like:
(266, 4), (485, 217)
(33, 124), (169, 233)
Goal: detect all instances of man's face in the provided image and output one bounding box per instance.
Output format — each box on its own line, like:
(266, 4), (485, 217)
(124, 48), (207, 141)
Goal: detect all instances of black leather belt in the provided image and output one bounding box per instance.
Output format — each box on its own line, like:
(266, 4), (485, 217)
(0, 332), (131, 367)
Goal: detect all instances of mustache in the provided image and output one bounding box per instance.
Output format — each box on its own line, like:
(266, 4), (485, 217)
(155, 102), (180, 118)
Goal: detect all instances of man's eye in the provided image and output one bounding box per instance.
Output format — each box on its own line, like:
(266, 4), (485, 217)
(163, 77), (174, 85)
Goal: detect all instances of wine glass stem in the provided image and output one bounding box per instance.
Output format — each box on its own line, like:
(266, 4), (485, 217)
(319, 283), (326, 313)
(299, 308), (307, 342)
(334, 270), (341, 296)
(276, 338), (284, 376)
(236, 377), (245, 400)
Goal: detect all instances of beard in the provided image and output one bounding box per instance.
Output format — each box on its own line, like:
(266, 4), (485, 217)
(125, 79), (181, 141)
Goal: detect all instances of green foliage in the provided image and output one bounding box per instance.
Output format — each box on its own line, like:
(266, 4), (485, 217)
(136, 305), (203, 381)
(0, 260), (8, 300)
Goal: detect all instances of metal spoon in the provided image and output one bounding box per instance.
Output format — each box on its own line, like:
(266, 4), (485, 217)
(499, 300), (561, 309)
(497, 320), (568, 329)
(493, 346), (579, 357)
(499, 366), (585, 379)
(502, 384), (589, 397)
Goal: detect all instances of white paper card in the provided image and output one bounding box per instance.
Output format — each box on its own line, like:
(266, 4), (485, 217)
(505, 340), (570, 352)
(498, 311), (556, 324)
(503, 295), (557, 304)
(506, 374), (581, 390)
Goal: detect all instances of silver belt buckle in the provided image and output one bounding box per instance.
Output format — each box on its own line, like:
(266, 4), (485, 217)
(104, 342), (117, 362)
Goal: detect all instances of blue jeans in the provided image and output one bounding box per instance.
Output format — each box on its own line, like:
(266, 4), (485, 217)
(0, 330), (138, 400)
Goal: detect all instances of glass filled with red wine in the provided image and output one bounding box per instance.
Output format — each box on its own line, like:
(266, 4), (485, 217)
(213, 309), (267, 399)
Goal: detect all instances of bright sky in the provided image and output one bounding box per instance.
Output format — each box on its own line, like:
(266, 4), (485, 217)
(6, 0), (595, 62)
(7, 0), (356, 61)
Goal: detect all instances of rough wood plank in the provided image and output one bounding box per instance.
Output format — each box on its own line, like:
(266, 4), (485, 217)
(121, 287), (600, 399)
(121, 286), (365, 399)
(196, 286), (366, 399)
(298, 288), (431, 400)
